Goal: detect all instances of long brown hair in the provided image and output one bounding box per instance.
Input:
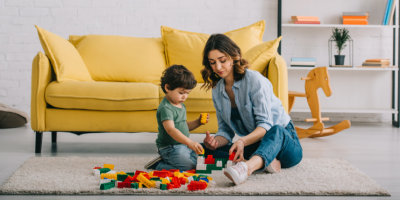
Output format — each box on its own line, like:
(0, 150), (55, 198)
(201, 34), (250, 91)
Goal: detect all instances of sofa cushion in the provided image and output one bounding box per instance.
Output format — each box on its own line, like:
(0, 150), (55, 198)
(161, 20), (265, 83)
(35, 26), (93, 82)
(46, 81), (159, 111)
(69, 35), (166, 84)
(243, 36), (282, 73)
(159, 83), (214, 112)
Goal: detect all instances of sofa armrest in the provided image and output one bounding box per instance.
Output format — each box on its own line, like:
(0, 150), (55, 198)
(31, 52), (54, 131)
(267, 54), (289, 114)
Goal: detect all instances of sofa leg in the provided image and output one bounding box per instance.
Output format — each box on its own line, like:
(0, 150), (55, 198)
(35, 131), (43, 153)
(51, 131), (57, 143)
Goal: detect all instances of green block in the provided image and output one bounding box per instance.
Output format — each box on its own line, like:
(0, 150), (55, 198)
(160, 184), (167, 190)
(150, 177), (161, 181)
(117, 174), (128, 181)
(100, 182), (115, 190)
(99, 168), (111, 174)
(216, 158), (228, 168)
(196, 170), (212, 174)
(126, 172), (135, 176)
(131, 182), (139, 189)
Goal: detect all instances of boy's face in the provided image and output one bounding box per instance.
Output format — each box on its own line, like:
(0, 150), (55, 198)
(208, 49), (233, 78)
(165, 85), (192, 105)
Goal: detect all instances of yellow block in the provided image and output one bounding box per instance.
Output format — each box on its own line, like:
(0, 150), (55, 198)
(103, 164), (114, 170)
(207, 177), (213, 181)
(138, 182), (143, 188)
(161, 178), (170, 184)
(201, 113), (208, 124)
(101, 173), (117, 180)
(137, 174), (155, 188)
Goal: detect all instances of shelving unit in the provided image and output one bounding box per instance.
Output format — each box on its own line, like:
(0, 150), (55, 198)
(277, 0), (400, 127)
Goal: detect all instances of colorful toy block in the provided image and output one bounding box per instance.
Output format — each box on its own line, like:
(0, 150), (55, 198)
(201, 113), (208, 124)
(103, 164), (114, 170)
(166, 183), (173, 190)
(131, 182), (139, 189)
(172, 177), (181, 188)
(117, 174), (128, 181)
(160, 184), (167, 190)
(101, 173), (117, 180)
(153, 170), (171, 177)
(100, 182), (115, 190)
(98, 168), (111, 174)
(137, 174), (155, 188)
(216, 160), (222, 167)
(187, 181), (207, 191)
(93, 167), (101, 169)
(126, 172), (135, 176)
(229, 151), (236, 161)
(204, 155), (215, 164)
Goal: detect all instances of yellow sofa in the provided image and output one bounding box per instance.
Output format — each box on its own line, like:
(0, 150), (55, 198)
(31, 21), (288, 153)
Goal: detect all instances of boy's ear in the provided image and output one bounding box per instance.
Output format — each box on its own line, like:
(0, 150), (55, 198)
(164, 84), (170, 92)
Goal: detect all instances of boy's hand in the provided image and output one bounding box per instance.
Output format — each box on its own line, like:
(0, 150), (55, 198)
(187, 140), (203, 154)
(199, 113), (209, 125)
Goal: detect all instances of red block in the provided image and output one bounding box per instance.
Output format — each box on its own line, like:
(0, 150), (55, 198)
(204, 155), (215, 164)
(153, 170), (171, 178)
(123, 176), (134, 183)
(179, 177), (187, 185)
(168, 169), (180, 172)
(167, 183), (174, 190)
(135, 170), (147, 175)
(131, 175), (138, 182)
(185, 169), (196, 174)
(229, 151), (236, 161)
(93, 167), (102, 169)
(172, 177), (181, 188)
(187, 181), (207, 191)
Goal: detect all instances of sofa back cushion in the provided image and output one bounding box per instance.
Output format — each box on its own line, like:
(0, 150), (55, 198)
(35, 26), (93, 82)
(161, 20), (265, 83)
(69, 35), (167, 84)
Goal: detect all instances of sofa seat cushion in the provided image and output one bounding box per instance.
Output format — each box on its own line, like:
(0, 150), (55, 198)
(159, 83), (215, 112)
(46, 81), (159, 111)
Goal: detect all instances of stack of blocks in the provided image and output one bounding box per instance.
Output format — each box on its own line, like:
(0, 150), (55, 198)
(195, 151), (236, 175)
(94, 164), (215, 191)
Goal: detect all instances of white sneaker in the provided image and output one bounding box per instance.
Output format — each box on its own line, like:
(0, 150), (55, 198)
(224, 161), (248, 185)
(264, 158), (281, 173)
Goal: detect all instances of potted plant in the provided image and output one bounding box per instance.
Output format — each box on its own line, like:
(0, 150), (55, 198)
(331, 28), (350, 65)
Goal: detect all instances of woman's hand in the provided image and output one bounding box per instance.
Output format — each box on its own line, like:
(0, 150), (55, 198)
(203, 131), (219, 150)
(187, 140), (203, 154)
(229, 139), (245, 162)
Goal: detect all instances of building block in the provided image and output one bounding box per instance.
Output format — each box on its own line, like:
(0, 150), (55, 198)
(126, 172), (135, 176)
(161, 178), (170, 184)
(100, 182), (115, 190)
(179, 177), (187, 184)
(93, 169), (100, 176)
(168, 169), (180, 172)
(226, 160), (233, 168)
(93, 167), (102, 169)
(229, 151), (236, 161)
(187, 181), (207, 191)
(101, 173), (117, 180)
(172, 177), (181, 188)
(216, 160), (222, 167)
(166, 183), (173, 190)
(135, 170), (147, 175)
(201, 113), (208, 124)
(131, 182), (139, 189)
(137, 173), (155, 188)
(114, 181), (120, 187)
(98, 168), (111, 174)
(117, 174), (128, 181)
(153, 170), (171, 177)
(103, 164), (114, 170)
(200, 177), (209, 183)
(138, 182), (143, 188)
(185, 169), (197, 174)
(204, 155), (215, 164)
(197, 156), (205, 165)
(160, 184), (167, 190)
(99, 179), (111, 185)
(116, 171), (126, 175)
(155, 181), (161, 189)
(187, 176), (194, 183)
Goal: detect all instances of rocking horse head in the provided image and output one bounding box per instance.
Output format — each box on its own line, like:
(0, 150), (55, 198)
(306, 67), (332, 97)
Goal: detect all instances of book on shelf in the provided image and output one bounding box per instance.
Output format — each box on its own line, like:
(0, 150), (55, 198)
(342, 12), (369, 25)
(291, 65), (315, 67)
(342, 12), (369, 16)
(291, 16), (320, 24)
(330, 65), (353, 67)
(365, 58), (390, 63)
(343, 19), (368, 25)
(383, 0), (397, 25)
(290, 58), (316, 67)
(358, 58), (393, 68)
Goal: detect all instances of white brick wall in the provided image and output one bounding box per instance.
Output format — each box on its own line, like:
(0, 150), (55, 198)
(0, 0), (395, 123)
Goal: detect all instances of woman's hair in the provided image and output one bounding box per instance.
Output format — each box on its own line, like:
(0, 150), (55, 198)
(160, 65), (197, 94)
(201, 34), (250, 91)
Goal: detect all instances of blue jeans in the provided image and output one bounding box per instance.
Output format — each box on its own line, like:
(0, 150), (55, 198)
(155, 144), (198, 171)
(202, 121), (302, 171)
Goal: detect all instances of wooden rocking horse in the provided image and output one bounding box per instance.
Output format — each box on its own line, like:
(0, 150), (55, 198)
(288, 67), (351, 139)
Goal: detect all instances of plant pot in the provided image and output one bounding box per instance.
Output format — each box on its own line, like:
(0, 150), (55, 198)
(334, 55), (345, 65)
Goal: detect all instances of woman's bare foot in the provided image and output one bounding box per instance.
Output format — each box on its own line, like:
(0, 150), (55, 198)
(265, 158), (281, 173)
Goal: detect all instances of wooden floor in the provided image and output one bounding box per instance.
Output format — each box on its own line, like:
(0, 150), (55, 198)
(0, 122), (399, 200)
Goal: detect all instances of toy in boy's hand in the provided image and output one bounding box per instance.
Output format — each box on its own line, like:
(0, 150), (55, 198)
(200, 113), (209, 124)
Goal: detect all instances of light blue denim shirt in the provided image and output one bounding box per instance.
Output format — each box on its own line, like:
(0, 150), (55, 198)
(212, 69), (291, 143)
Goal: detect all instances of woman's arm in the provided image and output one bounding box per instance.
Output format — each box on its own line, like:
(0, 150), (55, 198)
(163, 120), (203, 154)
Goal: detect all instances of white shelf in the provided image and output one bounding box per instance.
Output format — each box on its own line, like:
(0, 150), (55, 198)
(291, 108), (398, 114)
(288, 66), (399, 71)
(282, 24), (399, 28)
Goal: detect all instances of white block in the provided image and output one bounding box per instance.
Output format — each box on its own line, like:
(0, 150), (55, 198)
(99, 179), (111, 185)
(226, 160), (233, 168)
(93, 169), (100, 176)
(187, 176), (194, 183)
(197, 156), (205, 165)
(106, 170), (116, 174)
(196, 164), (206, 170)
(115, 181), (121, 187)
(216, 160), (222, 167)
(208, 180), (216, 187)
(156, 181), (161, 189)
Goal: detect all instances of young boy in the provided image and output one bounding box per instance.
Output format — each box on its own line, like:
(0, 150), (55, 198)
(144, 65), (209, 171)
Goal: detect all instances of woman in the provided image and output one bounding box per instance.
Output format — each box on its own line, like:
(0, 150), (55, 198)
(201, 34), (302, 185)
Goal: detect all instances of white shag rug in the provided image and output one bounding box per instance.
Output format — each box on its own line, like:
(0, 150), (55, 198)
(0, 157), (390, 196)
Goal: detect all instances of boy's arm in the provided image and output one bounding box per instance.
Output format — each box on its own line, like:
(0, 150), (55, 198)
(163, 120), (203, 153)
(163, 120), (191, 145)
(187, 113), (209, 131)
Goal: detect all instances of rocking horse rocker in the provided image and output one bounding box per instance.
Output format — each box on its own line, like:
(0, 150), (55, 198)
(288, 66), (351, 139)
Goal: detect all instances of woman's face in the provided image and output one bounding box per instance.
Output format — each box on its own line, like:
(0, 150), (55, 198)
(208, 49), (233, 79)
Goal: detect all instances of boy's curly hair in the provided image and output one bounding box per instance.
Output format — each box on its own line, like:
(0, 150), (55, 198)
(160, 65), (197, 94)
